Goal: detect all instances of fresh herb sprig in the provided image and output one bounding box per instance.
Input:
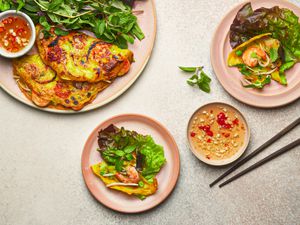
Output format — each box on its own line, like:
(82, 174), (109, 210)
(179, 66), (212, 93)
(0, 0), (144, 49)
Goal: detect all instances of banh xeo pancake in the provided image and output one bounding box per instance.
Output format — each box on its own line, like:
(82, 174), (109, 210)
(92, 124), (166, 199)
(227, 33), (286, 89)
(91, 162), (158, 197)
(36, 25), (134, 83)
(13, 54), (109, 111)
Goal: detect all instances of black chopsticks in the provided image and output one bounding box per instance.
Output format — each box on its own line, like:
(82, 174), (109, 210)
(219, 138), (300, 187)
(210, 117), (300, 188)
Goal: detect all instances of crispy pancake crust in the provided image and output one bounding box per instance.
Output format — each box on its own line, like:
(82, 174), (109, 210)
(36, 25), (133, 83)
(13, 55), (109, 111)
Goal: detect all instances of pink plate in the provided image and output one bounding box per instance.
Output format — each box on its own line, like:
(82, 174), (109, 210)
(0, 0), (156, 113)
(81, 114), (180, 213)
(211, 0), (300, 108)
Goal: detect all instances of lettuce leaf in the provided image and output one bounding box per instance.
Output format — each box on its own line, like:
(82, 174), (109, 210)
(97, 124), (166, 182)
(230, 3), (300, 60)
(139, 135), (166, 181)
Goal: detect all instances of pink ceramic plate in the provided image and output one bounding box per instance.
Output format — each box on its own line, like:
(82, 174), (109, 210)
(211, 0), (300, 108)
(0, 0), (156, 113)
(81, 114), (180, 213)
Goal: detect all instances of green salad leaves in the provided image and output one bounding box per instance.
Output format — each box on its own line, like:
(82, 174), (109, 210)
(0, 0), (144, 48)
(97, 125), (166, 182)
(230, 3), (300, 61)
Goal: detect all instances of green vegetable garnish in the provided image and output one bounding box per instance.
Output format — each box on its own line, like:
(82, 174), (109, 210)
(138, 181), (144, 188)
(179, 66), (212, 93)
(230, 3), (300, 61)
(242, 75), (271, 89)
(235, 50), (243, 56)
(178, 66), (201, 72)
(54, 28), (69, 36)
(0, 0), (144, 48)
(97, 125), (166, 183)
(269, 48), (278, 62)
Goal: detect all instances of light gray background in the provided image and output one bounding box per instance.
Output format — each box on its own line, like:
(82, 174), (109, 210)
(1, 0), (299, 224)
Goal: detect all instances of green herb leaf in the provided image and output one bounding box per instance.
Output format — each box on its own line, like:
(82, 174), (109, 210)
(270, 48), (278, 62)
(115, 150), (125, 157)
(16, 0), (25, 11)
(54, 28), (69, 36)
(138, 181), (144, 187)
(186, 74), (198, 86)
(0, 0), (144, 48)
(242, 75), (271, 89)
(124, 145), (136, 154)
(94, 19), (106, 37)
(125, 154), (133, 161)
(179, 66), (200, 72)
(279, 72), (287, 85)
(39, 16), (51, 31)
(180, 66), (212, 93)
(115, 159), (124, 172)
(136, 195), (146, 200)
(280, 61), (295, 73)
(0, 1), (11, 11)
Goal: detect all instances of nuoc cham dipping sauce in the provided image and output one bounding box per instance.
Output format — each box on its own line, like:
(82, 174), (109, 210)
(0, 16), (31, 53)
(188, 103), (248, 162)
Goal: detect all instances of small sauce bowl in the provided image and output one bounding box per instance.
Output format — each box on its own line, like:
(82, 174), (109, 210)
(0, 10), (36, 58)
(187, 102), (250, 166)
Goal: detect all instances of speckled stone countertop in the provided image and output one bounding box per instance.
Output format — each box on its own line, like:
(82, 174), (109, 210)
(0, 0), (299, 224)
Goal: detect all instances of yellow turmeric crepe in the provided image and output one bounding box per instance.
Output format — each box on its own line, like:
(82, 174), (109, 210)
(36, 25), (133, 83)
(13, 54), (109, 111)
(91, 163), (158, 197)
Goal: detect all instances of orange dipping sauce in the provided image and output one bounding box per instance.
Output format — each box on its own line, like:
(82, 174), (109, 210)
(188, 103), (249, 162)
(0, 16), (31, 53)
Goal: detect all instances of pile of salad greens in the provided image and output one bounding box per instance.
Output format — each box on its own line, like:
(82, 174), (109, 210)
(229, 3), (300, 79)
(0, 0), (144, 48)
(97, 124), (166, 183)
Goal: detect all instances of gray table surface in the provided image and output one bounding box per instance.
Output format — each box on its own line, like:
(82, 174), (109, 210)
(1, 0), (299, 224)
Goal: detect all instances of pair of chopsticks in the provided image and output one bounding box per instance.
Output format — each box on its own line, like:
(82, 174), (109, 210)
(210, 117), (300, 188)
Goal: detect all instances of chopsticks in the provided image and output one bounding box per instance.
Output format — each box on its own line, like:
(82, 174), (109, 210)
(219, 138), (300, 188)
(210, 116), (300, 187)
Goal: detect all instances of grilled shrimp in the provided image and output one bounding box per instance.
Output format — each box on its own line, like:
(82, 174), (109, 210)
(115, 166), (139, 184)
(242, 46), (267, 67)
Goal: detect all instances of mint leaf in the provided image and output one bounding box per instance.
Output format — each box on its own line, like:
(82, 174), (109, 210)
(270, 48), (278, 62)
(179, 66), (197, 72)
(54, 28), (69, 36)
(124, 145), (136, 153)
(115, 150), (125, 157)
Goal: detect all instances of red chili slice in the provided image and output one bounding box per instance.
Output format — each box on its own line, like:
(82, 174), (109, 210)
(190, 132), (196, 137)
(199, 125), (214, 137)
(217, 112), (232, 129)
(233, 118), (239, 126)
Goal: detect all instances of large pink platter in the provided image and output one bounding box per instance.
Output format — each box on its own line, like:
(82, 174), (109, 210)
(211, 0), (300, 108)
(81, 114), (180, 213)
(0, 0), (156, 113)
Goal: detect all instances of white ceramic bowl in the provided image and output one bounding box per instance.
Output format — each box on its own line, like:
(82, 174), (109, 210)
(0, 10), (36, 58)
(187, 102), (250, 166)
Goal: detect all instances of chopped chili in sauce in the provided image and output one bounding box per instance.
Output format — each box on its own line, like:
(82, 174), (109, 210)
(188, 104), (247, 160)
(199, 125), (214, 137)
(217, 112), (232, 129)
(0, 16), (31, 52)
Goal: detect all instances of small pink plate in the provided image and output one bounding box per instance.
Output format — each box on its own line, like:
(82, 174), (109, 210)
(211, 0), (300, 108)
(0, 0), (156, 113)
(81, 114), (180, 213)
